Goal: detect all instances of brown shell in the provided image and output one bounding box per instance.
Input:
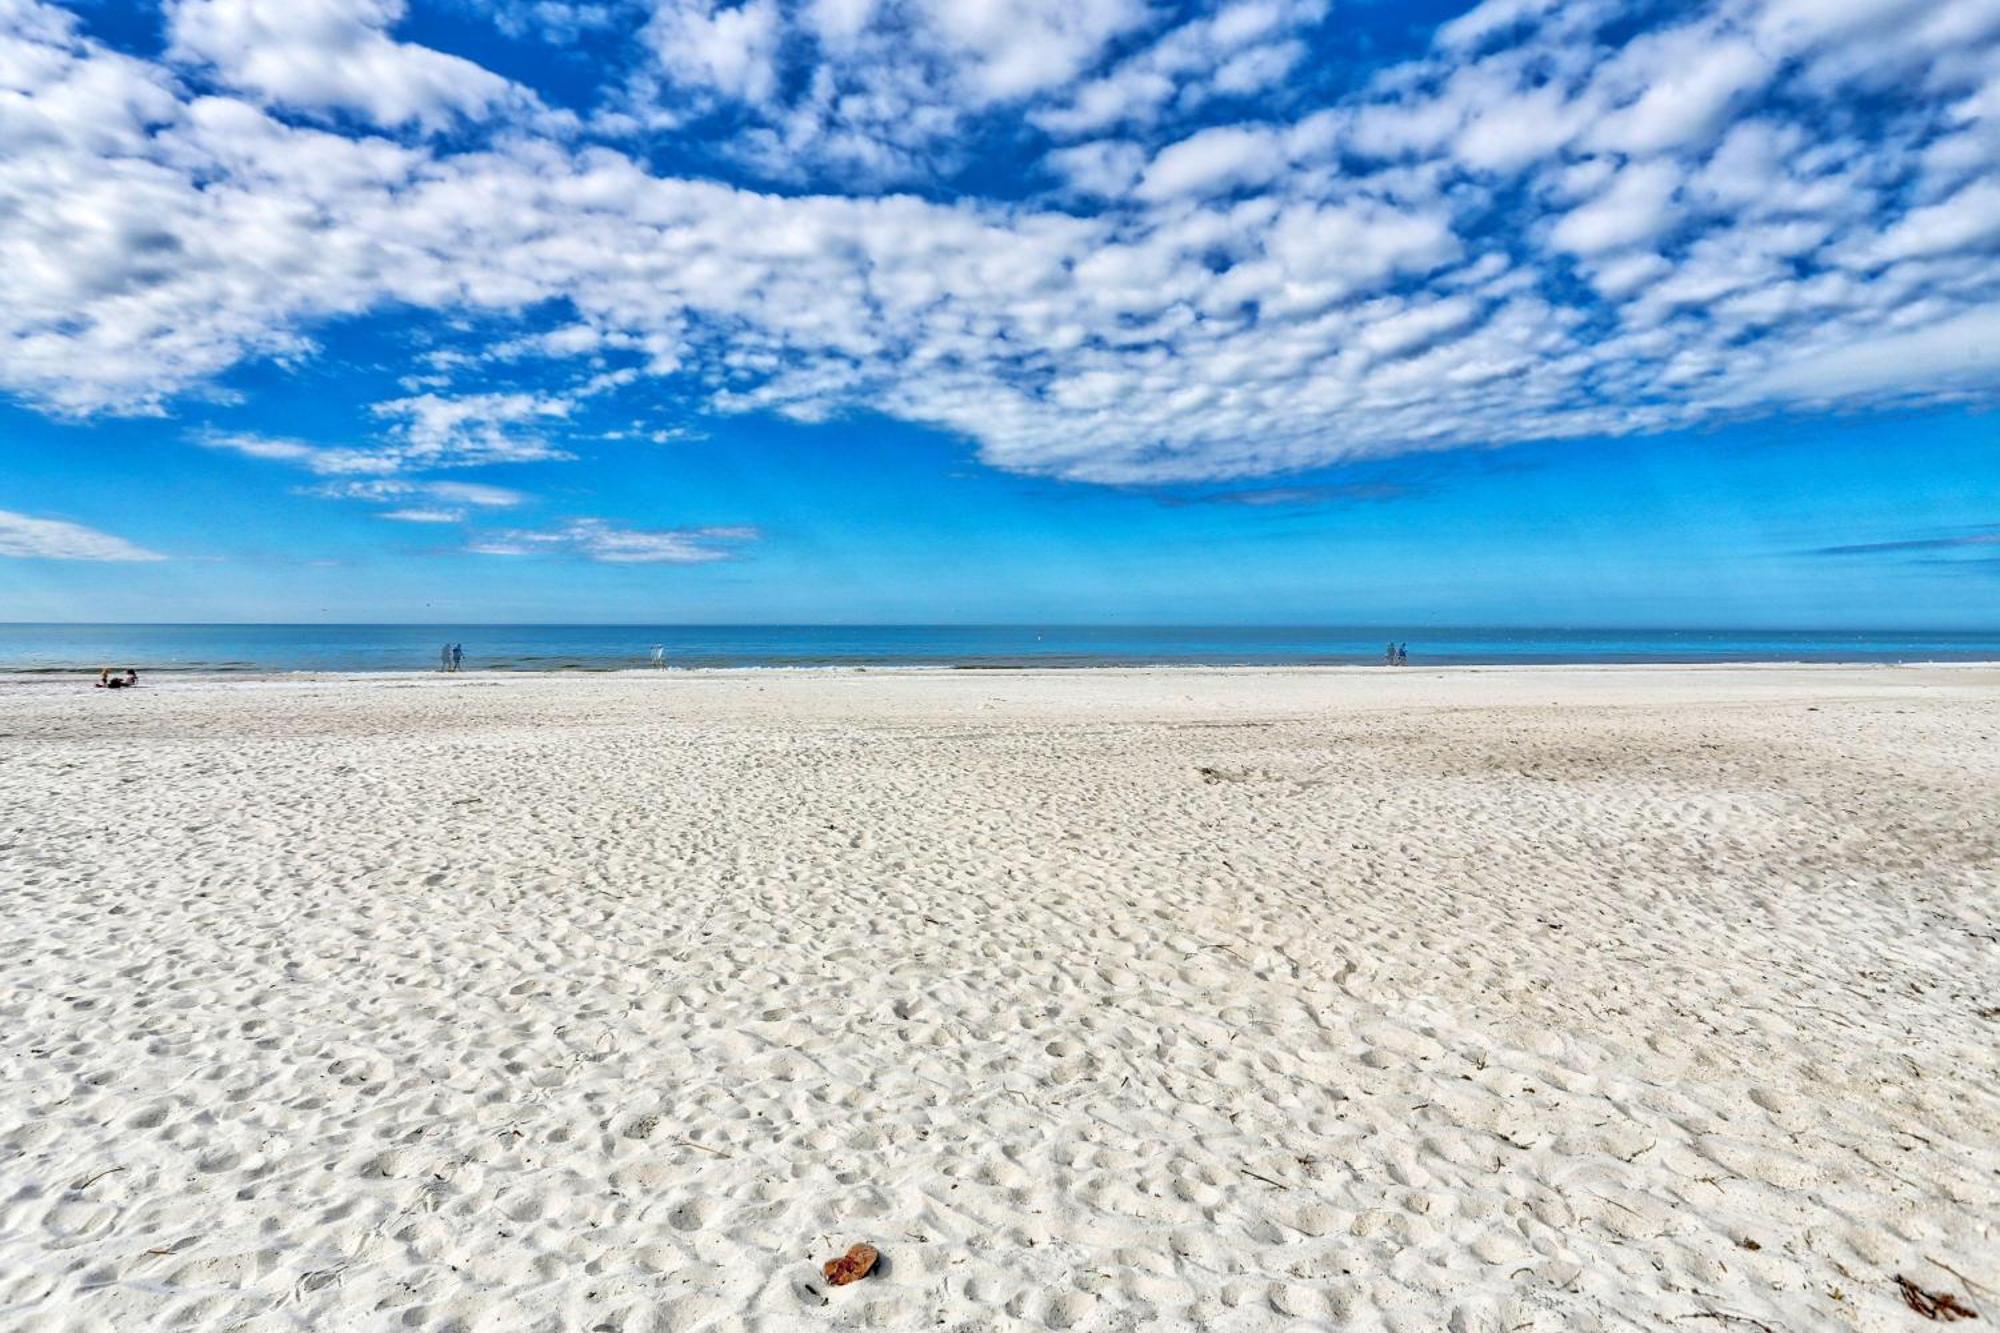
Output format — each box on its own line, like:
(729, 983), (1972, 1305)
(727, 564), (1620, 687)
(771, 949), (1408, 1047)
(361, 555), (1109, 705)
(821, 1243), (879, 1286)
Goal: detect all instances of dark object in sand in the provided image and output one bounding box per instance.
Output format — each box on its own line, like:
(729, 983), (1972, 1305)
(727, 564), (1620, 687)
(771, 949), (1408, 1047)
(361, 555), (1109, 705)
(1898, 1274), (1980, 1322)
(822, 1243), (879, 1287)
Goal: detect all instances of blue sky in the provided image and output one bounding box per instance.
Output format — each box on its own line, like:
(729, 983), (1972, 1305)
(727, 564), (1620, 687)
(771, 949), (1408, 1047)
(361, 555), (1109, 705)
(2, 0), (1997, 625)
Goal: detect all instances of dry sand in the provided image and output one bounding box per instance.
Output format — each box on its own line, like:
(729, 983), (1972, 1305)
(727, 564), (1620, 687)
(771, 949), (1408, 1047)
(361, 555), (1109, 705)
(2, 665), (1996, 1332)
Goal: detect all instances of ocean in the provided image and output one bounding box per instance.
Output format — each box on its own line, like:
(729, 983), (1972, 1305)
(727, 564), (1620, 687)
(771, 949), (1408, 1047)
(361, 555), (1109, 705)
(0, 624), (1995, 673)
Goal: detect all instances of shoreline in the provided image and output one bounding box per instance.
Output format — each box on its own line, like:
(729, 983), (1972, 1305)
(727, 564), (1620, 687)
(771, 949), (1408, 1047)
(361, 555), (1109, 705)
(6, 656), (2000, 683)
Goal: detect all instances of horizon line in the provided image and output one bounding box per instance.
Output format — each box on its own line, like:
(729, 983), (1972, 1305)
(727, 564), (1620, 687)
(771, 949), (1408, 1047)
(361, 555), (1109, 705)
(4, 622), (1999, 634)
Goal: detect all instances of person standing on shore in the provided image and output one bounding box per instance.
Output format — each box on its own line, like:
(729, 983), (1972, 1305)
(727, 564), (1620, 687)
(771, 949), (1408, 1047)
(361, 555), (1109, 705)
(440, 643), (452, 673)
(451, 643), (463, 672)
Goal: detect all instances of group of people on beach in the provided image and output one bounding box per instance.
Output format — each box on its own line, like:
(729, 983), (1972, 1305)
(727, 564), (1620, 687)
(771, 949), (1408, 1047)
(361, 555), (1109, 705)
(1384, 642), (1410, 666)
(95, 667), (139, 689)
(439, 643), (464, 672)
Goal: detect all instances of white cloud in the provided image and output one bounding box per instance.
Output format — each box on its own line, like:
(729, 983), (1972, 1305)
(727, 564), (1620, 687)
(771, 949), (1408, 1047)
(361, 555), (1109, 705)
(0, 508), (166, 561)
(652, 0), (1154, 120)
(1742, 304), (2000, 402)
(1212, 39), (1305, 96)
(1585, 250), (1670, 298)
(198, 437), (533, 511)
(200, 433), (402, 475)
(1875, 178), (2000, 261)
(1436, 0), (1569, 54)
(630, 0), (1240, 180)
(917, 0), (1149, 102)
(1451, 82), (1591, 172)
(372, 392), (576, 466)
(1136, 124), (1287, 199)
(1588, 29), (1772, 155)
(643, 0), (785, 104)
(1549, 159), (1683, 256)
(312, 478), (529, 507)
(424, 480), (533, 507)
(1045, 139), (1145, 197)
(165, 0), (516, 129)
(1035, 64), (1179, 139)
(203, 398), (579, 475)
(1033, 0), (1328, 138)
(469, 517), (758, 561)
(480, 1), (621, 42)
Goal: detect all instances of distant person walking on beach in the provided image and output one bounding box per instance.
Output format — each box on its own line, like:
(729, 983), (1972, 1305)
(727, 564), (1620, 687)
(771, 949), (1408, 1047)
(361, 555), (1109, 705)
(650, 645), (665, 669)
(1385, 641), (1396, 665)
(451, 643), (463, 672)
(1396, 643), (1410, 666)
(440, 643), (452, 673)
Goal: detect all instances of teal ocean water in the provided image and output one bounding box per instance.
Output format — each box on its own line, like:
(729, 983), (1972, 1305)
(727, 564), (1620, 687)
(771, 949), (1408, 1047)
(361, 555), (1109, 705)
(0, 625), (1995, 673)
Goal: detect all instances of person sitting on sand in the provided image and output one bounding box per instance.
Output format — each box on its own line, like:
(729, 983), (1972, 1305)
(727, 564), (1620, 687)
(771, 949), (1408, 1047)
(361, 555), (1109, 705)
(96, 668), (138, 689)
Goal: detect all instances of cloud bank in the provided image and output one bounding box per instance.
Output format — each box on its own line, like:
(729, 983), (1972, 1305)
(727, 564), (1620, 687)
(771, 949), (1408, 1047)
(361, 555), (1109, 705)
(2, 0), (1999, 489)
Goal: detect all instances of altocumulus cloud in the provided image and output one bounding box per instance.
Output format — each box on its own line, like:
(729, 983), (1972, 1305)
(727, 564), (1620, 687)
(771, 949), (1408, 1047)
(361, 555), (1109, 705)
(2, 0), (2000, 488)
(0, 509), (166, 561)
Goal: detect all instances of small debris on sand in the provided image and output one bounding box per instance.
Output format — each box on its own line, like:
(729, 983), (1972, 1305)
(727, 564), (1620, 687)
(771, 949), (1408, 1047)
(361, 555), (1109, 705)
(822, 1243), (879, 1287)
(1897, 1274), (1980, 1322)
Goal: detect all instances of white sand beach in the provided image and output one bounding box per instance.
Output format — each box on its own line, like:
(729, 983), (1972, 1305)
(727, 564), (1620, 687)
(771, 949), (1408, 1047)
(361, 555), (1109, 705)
(2, 664), (1996, 1333)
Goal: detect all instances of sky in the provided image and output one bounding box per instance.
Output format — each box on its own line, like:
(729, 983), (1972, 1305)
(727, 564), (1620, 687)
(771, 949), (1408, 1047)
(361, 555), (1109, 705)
(1, 0), (1997, 626)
